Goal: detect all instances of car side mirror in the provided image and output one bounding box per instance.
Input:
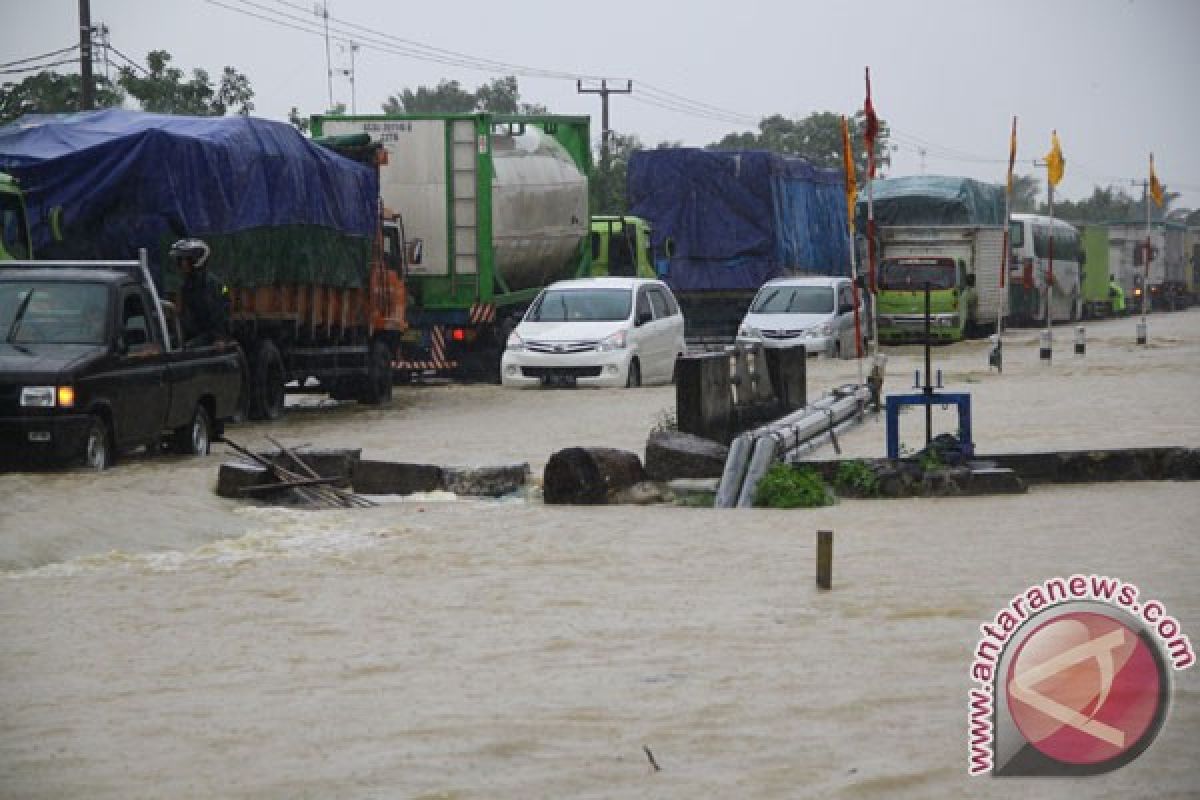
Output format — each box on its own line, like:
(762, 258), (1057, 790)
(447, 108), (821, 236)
(839, 303), (854, 315)
(636, 310), (653, 326)
(966, 274), (977, 288)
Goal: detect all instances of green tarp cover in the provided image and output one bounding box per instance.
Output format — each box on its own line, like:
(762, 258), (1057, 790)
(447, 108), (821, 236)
(857, 175), (1005, 227)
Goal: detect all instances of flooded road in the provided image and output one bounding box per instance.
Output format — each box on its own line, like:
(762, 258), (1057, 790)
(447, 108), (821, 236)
(2, 310), (1199, 798)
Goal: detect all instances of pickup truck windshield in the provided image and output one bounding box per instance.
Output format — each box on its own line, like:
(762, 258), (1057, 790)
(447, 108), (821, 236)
(879, 259), (957, 291)
(2, 281), (109, 345)
(750, 286), (834, 314)
(527, 288), (632, 322)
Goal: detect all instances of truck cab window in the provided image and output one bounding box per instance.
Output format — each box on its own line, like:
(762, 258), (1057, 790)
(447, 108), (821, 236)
(0, 194), (30, 260)
(122, 292), (151, 347)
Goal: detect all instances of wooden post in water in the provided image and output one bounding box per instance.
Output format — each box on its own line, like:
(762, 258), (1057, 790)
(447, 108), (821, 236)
(816, 529), (833, 590)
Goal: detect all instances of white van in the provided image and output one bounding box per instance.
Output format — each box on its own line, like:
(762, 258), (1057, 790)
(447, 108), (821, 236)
(737, 276), (864, 358)
(501, 277), (686, 388)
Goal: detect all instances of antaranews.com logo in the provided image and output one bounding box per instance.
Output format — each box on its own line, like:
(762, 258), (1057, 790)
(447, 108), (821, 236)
(967, 574), (1194, 776)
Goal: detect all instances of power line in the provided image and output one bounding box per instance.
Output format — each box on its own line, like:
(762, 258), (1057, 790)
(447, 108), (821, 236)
(0, 44), (80, 70)
(106, 43), (150, 76)
(0, 58), (82, 76)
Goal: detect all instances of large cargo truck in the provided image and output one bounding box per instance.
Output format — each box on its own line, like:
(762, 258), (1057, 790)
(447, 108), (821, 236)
(589, 215), (657, 279)
(0, 172), (32, 262)
(311, 113), (592, 379)
(1079, 224), (1114, 318)
(859, 176), (1006, 341)
(0, 110), (409, 420)
(626, 148), (850, 343)
(1106, 221), (1189, 311)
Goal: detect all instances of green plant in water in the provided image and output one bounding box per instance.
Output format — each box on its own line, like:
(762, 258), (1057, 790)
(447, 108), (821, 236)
(918, 448), (944, 472)
(754, 464), (835, 509)
(833, 459), (880, 496)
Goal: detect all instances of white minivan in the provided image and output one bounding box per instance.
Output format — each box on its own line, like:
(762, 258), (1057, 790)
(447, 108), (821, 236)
(501, 277), (686, 388)
(737, 276), (864, 358)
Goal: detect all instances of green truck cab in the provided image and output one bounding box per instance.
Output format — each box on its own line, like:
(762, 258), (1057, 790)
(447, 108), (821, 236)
(0, 172), (33, 261)
(589, 215), (658, 279)
(876, 256), (976, 342)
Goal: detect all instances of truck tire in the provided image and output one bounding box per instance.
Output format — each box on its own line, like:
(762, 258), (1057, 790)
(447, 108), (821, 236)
(359, 340), (394, 405)
(83, 415), (113, 471)
(249, 339), (286, 421)
(173, 403), (212, 455)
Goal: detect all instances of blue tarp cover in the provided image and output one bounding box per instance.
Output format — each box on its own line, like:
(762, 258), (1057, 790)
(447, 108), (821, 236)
(0, 109), (378, 286)
(627, 148), (850, 292)
(856, 175), (1005, 228)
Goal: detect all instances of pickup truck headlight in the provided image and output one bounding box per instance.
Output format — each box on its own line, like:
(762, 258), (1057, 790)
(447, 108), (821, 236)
(598, 330), (627, 351)
(20, 386), (57, 407)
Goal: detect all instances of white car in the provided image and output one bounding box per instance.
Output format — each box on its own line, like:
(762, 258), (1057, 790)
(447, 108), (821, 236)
(501, 277), (686, 388)
(737, 276), (864, 358)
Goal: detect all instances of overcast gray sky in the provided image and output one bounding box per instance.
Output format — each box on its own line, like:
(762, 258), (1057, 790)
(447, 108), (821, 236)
(4, 0), (1198, 208)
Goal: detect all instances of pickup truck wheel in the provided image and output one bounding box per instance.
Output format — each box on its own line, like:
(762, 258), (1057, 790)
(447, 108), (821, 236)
(249, 340), (286, 421)
(359, 340), (394, 405)
(83, 415), (112, 471)
(174, 404), (212, 455)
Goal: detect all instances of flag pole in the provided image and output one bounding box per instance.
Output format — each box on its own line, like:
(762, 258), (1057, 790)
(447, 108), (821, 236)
(863, 67), (879, 358)
(1143, 160), (1151, 323)
(841, 115), (864, 386)
(999, 116), (1016, 339)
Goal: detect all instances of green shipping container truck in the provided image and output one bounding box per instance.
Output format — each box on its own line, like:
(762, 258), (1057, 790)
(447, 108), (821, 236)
(311, 113), (592, 380)
(1079, 224), (1115, 318)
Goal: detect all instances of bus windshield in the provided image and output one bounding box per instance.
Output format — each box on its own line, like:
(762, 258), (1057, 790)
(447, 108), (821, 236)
(879, 259), (957, 291)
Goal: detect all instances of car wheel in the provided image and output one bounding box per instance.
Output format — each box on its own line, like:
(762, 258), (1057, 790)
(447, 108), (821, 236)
(83, 415), (112, 470)
(626, 358), (642, 388)
(174, 403), (212, 455)
(249, 339), (286, 420)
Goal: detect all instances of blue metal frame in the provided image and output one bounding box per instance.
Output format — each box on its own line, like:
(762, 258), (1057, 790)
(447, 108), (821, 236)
(885, 392), (974, 459)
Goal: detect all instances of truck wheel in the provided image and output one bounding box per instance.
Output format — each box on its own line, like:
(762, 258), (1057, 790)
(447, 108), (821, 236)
(625, 358), (642, 388)
(173, 403), (212, 455)
(359, 340), (394, 405)
(249, 339), (286, 421)
(83, 415), (112, 471)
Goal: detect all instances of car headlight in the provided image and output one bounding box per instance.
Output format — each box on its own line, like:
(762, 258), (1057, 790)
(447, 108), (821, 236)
(810, 322), (833, 337)
(20, 386), (57, 407)
(737, 325), (760, 338)
(598, 330), (627, 351)
(505, 331), (524, 351)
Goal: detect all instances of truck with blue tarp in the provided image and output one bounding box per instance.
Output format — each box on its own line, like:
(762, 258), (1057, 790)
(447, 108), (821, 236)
(0, 109), (409, 419)
(626, 148), (851, 343)
(857, 175), (1007, 341)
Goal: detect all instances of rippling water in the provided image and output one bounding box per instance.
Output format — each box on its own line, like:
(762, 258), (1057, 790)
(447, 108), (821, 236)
(2, 311), (1198, 798)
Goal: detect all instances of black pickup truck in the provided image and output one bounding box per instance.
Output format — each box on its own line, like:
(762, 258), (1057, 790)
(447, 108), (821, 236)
(1, 265), (244, 469)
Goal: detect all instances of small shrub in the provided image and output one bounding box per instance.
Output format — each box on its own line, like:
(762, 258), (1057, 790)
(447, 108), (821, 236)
(754, 464), (835, 509)
(834, 459), (880, 496)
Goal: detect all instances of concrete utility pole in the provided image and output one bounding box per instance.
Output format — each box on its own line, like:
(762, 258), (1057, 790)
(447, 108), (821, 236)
(316, 2), (333, 110)
(576, 80), (633, 164)
(78, 0), (94, 110)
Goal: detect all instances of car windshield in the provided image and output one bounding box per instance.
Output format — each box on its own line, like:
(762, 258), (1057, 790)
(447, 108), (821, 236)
(750, 286), (834, 314)
(2, 281), (109, 345)
(879, 259), (957, 291)
(527, 287), (632, 322)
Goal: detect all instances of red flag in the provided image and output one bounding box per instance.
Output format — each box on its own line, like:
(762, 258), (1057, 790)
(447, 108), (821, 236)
(864, 67), (879, 180)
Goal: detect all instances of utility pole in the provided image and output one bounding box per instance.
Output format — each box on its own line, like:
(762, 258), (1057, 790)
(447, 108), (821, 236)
(78, 0), (94, 110)
(576, 80), (633, 165)
(338, 41), (359, 114)
(315, 2), (333, 111)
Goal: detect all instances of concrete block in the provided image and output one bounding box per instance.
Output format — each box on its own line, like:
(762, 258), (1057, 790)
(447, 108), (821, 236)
(443, 464), (530, 497)
(352, 460), (444, 495)
(644, 430), (729, 481)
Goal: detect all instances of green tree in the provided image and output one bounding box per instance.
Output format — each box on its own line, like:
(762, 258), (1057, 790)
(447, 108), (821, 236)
(710, 110), (892, 176)
(590, 132), (643, 215)
(117, 50), (254, 116)
(288, 102), (346, 134)
(381, 75), (546, 115)
(0, 71), (122, 124)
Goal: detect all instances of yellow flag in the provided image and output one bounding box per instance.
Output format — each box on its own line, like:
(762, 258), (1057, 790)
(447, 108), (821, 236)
(1149, 153), (1165, 208)
(1045, 130), (1065, 188)
(841, 115), (857, 234)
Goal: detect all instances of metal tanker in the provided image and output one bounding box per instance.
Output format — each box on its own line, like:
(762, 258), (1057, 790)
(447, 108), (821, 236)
(312, 112), (592, 378)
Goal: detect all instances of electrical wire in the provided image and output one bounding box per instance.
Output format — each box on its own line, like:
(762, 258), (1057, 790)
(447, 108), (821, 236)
(0, 44), (80, 70)
(0, 58), (82, 76)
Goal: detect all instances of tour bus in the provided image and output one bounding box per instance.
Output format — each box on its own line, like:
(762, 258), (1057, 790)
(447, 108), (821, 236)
(1008, 213), (1084, 324)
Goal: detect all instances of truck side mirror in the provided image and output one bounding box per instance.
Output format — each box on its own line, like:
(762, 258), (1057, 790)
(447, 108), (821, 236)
(966, 274), (976, 288)
(49, 206), (64, 242)
(663, 237), (674, 259)
(408, 238), (423, 265)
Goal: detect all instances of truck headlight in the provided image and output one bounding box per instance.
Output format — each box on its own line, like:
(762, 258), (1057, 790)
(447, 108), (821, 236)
(598, 330), (627, 351)
(20, 386), (57, 407)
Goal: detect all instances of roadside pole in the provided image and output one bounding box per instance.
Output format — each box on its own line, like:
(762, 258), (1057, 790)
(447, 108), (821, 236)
(1045, 179), (1055, 348)
(841, 115), (864, 387)
(1142, 178), (1151, 330)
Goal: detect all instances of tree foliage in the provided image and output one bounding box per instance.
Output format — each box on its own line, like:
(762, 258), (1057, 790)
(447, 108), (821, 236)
(1009, 174), (1040, 213)
(1039, 185), (1181, 224)
(0, 71), (122, 124)
(381, 75), (545, 115)
(117, 50), (254, 116)
(709, 111), (892, 176)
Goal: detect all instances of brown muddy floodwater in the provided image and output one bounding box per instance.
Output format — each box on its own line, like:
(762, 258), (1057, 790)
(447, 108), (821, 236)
(2, 311), (1199, 798)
